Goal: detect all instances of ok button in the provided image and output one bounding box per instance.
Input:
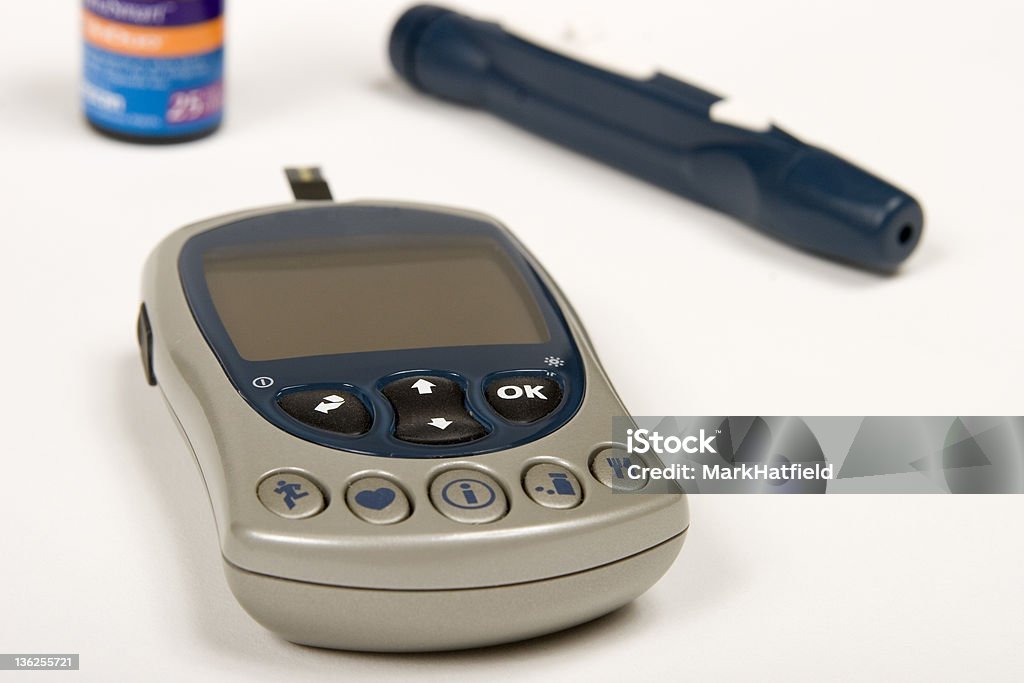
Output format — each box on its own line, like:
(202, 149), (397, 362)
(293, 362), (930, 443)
(485, 374), (563, 424)
(430, 469), (508, 524)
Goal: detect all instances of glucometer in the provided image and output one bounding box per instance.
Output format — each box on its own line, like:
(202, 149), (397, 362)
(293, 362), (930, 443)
(138, 169), (688, 651)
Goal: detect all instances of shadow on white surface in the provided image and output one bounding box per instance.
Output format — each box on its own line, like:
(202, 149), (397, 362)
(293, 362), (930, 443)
(117, 353), (277, 658)
(2, 71), (88, 139)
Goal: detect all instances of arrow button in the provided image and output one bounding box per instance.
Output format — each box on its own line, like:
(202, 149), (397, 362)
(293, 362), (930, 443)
(277, 388), (371, 436)
(381, 374), (487, 445)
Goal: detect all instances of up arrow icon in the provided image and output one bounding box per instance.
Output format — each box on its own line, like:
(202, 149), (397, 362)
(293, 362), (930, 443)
(411, 379), (435, 394)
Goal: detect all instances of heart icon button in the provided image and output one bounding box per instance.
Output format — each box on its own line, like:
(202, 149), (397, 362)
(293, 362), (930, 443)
(354, 487), (397, 511)
(346, 477), (410, 524)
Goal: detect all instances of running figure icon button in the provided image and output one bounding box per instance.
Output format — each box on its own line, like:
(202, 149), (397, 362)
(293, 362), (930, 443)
(257, 471), (326, 519)
(429, 469), (508, 524)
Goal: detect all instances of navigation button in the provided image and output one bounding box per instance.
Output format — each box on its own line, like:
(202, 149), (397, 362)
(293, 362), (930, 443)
(346, 476), (411, 525)
(429, 469), (508, 524)
(257, 471), (326, 519)
(485, 374), (563, 424)
(277, 389), (372, 436)
(382, 375), (487, 445)
(524, 463), (583, 509)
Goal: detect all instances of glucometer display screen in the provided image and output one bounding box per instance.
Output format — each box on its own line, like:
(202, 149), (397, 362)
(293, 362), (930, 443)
(202, 236), (550, 361)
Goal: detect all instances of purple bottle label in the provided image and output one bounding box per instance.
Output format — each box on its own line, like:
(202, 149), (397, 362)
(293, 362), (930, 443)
(84, 0), (224, 27)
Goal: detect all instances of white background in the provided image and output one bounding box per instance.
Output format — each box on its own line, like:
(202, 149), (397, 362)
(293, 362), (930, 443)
(2, 0), (1023, 680)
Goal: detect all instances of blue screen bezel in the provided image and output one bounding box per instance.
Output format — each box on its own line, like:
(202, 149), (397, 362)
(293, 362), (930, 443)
(178, 204), (585, 458)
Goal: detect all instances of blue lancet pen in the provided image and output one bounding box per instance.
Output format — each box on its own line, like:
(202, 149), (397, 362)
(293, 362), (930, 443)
(389, 5), (924, 272)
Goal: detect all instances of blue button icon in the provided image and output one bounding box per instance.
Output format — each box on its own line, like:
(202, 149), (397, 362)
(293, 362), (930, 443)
(354, 487), (397, 511)
(606, 456), (635, 479)
(273, 480), (309, 510)
(441, 478), (497, 509)
(535, 471), (577, 496)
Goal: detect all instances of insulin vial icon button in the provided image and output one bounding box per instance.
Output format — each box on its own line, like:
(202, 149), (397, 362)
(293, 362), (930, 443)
(346, 477), (411, 525)
(590, 448), (648, 492)
(523, 463), (582, 509)
(276, 389), (372, 436)
(430, 469), (508, 524)
(257, 472), (326, 520)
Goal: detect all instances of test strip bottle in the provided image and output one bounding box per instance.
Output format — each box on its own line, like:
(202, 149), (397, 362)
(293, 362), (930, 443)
(82, 0), (225, 143)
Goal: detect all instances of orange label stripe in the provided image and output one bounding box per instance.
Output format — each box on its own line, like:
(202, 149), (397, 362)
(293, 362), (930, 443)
(83, 10), (223, 58)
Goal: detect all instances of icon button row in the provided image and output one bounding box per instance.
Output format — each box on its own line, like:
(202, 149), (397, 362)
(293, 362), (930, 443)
(256, 451), (636, 524)
(257, 462), (595, 525)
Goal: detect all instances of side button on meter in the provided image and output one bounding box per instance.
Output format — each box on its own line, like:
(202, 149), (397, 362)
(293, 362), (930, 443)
(136, 304), (157, 386)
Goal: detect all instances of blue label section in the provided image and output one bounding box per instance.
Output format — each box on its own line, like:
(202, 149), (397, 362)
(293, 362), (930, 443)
(83, 44), (223, 137)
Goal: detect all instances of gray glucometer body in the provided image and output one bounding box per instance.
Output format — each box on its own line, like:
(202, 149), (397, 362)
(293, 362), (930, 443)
(139, 200), (689, 651)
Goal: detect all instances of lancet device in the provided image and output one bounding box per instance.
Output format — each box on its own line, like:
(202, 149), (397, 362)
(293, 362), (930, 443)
(137, 174), (688, 651)
(389, 4), (925, 272)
